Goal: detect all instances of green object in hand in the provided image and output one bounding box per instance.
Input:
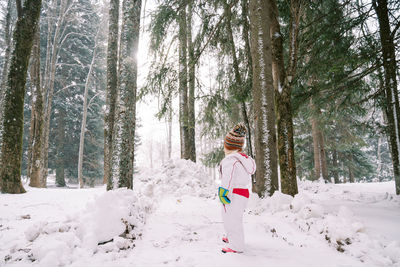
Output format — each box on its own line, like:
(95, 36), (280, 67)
(218, 187), (231, 204)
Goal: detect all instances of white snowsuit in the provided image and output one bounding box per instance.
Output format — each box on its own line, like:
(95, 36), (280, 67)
(219, 152), (256, 252)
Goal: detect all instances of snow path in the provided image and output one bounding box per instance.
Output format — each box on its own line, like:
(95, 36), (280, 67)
(119, 195), (363, 267)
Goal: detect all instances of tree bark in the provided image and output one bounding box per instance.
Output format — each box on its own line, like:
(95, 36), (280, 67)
(104, 0), (119, 189)
(78, 32), (99, 189)
(332, 148), (339, 183)
(311, 101), (321, 181)
(373, 0), (400, 195)
(187, 0), (196, 162)
(249, 0), (279, 197)
(318, 127), (329, 181)
(28, 27), (44, 188)
(178, 0), (190, 160)
(348, 154), (354, 183)
(118, 0), (141, 189)
(55, 107), (66, 187)
(0, 0), (13, 138)
(0, 0), (42, 193)
(269, 0), (301, 196)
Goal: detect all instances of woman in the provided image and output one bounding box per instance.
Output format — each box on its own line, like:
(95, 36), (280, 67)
(218, 123), (256, 253)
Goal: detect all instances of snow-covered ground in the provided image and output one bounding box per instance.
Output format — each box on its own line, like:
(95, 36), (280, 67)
(1, 160), (400, 266)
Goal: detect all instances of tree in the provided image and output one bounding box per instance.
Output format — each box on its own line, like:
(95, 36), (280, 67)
(187, 0), (196, 162)
(249, 0), (278, 197)
(118, 0), (142, 189)
(0, 0), (42, 193)
(28, 27), (44, 187)
(77, 29), (99, 189)
(0, 0), (15, 141)
(372, 0), (400, 195)
(178, 0), (190, 160)
(269, 0), (302, 195)
(104, 0), (119, 189)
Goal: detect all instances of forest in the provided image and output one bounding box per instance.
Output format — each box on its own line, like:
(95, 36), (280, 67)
(0, 0), (399, 196)
(1, 0), (400, 265)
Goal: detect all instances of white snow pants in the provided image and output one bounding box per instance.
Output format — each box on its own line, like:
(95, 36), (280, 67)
(221, 193), (248, 252)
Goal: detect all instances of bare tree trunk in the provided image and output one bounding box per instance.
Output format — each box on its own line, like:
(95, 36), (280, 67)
(28, 28), (44, 188)
(377, 136), (382, 180)
(311, 101), (321, 181)
(178, 0), (190, 160)
(187, 0), (196, 162)
(0, 0), (42, 193)
(77, 34), (98, 189)
(348, 155), (354, 183)
(118, 0), (141, 189)
(104, 0), (119, 188)
(166, 108), (172, 159)
(373, 0), (400, 195)
(269, 0), (301, 196)
(55, 107), (65, 187)
(249, 0), (279, 197)
(0, 0), (14, 139)
(318, 128), (328, 181)
(332, 148), (339, 183)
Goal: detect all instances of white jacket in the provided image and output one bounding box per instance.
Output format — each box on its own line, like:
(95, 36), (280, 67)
(219, 152), (256, 198)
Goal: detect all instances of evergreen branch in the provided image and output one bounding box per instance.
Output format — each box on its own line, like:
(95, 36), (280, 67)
(193, 0), (239, 65)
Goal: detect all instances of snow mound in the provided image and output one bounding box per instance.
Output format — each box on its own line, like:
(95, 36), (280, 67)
(136, 159), (214, 198)
(8, 188), (150, 266)
(250, 183), (400, 266)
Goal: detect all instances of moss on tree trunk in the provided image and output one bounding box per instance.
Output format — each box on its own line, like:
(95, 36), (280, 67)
(0, 0), (42, 193)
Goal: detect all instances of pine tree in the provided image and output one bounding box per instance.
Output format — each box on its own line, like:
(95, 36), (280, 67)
(372, 0), (400, 195)
(249, 0), (279, 197)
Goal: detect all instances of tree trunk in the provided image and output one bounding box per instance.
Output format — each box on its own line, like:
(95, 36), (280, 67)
(377, 136), (382, 180)
(318, 127), (329, 181)
(166, 108), (172, 159)
(373, 0), (400, 195)
(348, 155), (354, 183)
(78, 33), (98, 189)
(187, 0), (196, 162)
(104, 0), (119, 189)
(311, 103), (321, 181)
(269, 0), (300, 196)
(55, 107), (66, 187)
(0, 0), (42, 194)
(118, 0), (141, 189)
(28, 28), (44, 188)
(0, 0), (13, 141)
(332, 148), (339, 184)
(178, 0), (190, 160)
(249, 0), (279, 197)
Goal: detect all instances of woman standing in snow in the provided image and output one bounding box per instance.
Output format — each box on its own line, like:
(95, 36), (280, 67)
(218, 123), (256, 253)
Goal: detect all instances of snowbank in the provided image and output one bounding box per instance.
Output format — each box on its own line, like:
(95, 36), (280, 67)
(136, 159), (214, 199)
(249, 179), (400, 266)
(1, 159), (213, 266)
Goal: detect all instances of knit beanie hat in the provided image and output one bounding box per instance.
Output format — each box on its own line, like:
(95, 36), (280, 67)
(224, 123), (247, 151)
